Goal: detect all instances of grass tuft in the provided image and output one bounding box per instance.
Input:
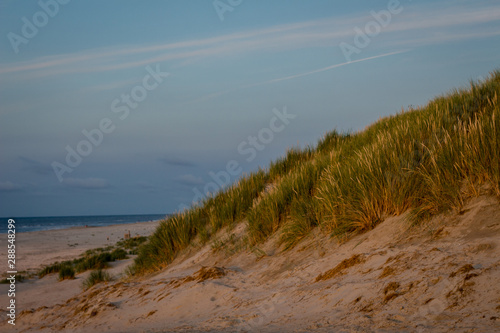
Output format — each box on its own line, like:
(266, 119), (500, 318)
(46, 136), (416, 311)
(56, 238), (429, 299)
(315, 254), (366, 281)
(58, 266), (75, 281)
(39, 244), (130, 279)
(83, 269), (112, 290)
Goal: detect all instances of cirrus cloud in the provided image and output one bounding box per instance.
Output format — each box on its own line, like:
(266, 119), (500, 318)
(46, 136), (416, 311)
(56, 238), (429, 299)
(2, 2), (499, 81)
(63, 178), (110, 189)
(176, 174), (204, 186)
(0, 181), (23, 192)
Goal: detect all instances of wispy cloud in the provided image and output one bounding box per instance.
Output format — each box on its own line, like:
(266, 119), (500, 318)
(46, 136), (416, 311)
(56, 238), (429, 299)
(176, 174), (204, 186)
(387, 29), (500, 48)
(18, 156), (52, 176)
(159, 156), (197, 168)
(383, 5), (500, 33)
(135, 181), (162, 193)
(63, 177), (110, 189)
(1, 3), (498, 80)
(0, 181), (23, 192)
(81, 78), (141, 92)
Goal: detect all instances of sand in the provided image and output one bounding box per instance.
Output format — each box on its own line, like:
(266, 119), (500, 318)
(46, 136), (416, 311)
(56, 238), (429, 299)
(0, 221), (160, 322)
(1, 196), (500, 332)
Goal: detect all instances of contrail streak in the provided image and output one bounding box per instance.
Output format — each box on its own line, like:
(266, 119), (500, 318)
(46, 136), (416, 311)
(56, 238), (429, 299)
(190, 49), (410, 103)
(263, 50), (409, 84)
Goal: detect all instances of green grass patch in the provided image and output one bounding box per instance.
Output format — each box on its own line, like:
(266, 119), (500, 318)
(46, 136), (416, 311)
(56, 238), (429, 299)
(0, 275), (25, 284)
(82, 269), (112, 290)
(58, 266), (75, 281)
(116, 236), (148, 253)
(38, 245), (130, 279)
(131, 170), (268, 275)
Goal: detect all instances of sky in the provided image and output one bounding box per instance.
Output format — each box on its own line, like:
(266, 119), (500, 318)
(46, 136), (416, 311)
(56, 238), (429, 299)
(1, 0), (499, 217)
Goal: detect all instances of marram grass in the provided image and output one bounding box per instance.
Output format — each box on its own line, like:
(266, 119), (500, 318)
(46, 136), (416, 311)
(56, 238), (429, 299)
(82, 269), (112, 290)
(131, 70), (500, 275)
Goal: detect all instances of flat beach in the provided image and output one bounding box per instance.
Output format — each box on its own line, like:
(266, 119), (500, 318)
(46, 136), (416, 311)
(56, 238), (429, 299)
(0, 221), (159, 322)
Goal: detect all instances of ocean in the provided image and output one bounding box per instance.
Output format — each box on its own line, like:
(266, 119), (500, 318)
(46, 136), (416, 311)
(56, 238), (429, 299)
(1, 214), (167, 234)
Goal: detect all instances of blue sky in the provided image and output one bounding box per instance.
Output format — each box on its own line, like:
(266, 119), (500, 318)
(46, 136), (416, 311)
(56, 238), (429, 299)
(1, 0), (499, 217)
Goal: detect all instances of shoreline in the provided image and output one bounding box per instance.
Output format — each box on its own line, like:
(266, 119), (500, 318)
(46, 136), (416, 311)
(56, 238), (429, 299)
(0, 214), (170, 237)
(0, 218), (164, 235)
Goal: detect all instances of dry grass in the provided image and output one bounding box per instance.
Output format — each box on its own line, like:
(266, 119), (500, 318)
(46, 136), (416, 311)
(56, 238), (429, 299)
(315, 254), (365, 282)
(449, 264), (475, 278)
(193, 266), (226, 282)
(384, 282), (400, 295)
(472, 243), (494, 253)
(173, 266), (227, 287)
(383, 282), (402, 303)
(379, 266), (396, 279)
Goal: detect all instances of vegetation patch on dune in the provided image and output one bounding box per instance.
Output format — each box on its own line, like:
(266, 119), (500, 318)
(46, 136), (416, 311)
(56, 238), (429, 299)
(83, 269), (112, 290)
(58, 266), (76, 281)
(38, 237), (142, 280)
(131, 70), (500, 276)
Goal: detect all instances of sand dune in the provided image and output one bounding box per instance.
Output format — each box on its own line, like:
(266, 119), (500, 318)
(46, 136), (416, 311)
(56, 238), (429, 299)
(1, 196), (499, 332)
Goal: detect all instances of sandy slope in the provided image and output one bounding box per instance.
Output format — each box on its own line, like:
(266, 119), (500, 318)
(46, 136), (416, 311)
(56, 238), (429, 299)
(1, 196), (500, 332)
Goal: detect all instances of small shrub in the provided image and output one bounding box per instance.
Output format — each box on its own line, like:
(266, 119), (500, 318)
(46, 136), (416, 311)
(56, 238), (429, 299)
(124, 265), (136, 277)
(111, 248), (128, 261)
(75, 254), (109, 273)
(58, 266), (75, 281)
(39, 261), (72, 278)
(83, 269), (112, 290)
(0, 275), (25, 284)
(116, 236), (148, 249)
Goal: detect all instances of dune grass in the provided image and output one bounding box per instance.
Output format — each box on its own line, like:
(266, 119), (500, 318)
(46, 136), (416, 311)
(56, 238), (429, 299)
(131, 70), (500, 275)
(316, 76), (500, 236)
(132, 170), (269, 274)
(82, 269), (112, 290)
(58, 266), (75, 281)
(74, 248), (127, 273)
(0, 274), (26, 284)
(38, 246), (129, 279)
(116, 236), (148, 254)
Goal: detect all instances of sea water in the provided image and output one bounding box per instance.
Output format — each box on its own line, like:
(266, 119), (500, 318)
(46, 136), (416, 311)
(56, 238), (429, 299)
(0, 214), (166, 233)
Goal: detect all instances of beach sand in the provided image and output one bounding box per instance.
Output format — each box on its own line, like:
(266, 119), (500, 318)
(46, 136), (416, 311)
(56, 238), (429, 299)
(0, 221), (160, 322)
(1, 196), (500, 332)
